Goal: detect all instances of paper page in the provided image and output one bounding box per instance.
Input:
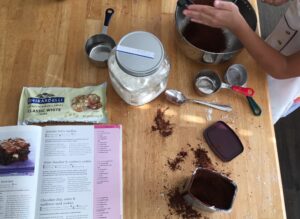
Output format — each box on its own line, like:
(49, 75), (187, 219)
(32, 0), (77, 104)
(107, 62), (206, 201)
(36, 126), (94, 219)
(36, 125), (122, 219)
(93, 125), (122, 219)
(0, 126), (42, 219)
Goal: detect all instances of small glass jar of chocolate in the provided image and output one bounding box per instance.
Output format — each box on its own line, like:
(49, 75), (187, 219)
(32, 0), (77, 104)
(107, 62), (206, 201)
(108, 31), (171, 106)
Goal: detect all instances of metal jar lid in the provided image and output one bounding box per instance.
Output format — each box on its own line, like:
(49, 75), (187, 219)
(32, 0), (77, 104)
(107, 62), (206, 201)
(116, 31), (164, 77)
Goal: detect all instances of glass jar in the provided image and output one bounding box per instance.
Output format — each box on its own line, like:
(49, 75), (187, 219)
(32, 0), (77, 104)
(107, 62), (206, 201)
(108, 31), (171, 106)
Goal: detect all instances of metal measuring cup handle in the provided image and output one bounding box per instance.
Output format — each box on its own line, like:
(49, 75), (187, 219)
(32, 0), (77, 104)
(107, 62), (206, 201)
(102, 8), (114, 34)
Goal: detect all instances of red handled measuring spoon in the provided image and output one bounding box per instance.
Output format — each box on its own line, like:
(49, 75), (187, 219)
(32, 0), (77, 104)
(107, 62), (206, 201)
(221, 83), (255, 97)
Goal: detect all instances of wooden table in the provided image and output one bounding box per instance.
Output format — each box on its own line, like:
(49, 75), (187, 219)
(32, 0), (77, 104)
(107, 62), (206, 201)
(0, 0), (286, 218)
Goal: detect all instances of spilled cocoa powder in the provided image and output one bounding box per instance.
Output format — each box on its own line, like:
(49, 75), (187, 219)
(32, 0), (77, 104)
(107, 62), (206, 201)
(163, 143), (236, 218)
(166, 144), (231, 176)
(191, 145), (214, 170)
(166, 144), (214, 172)
(167, 150), (188, 171)
(190, 144), (231, 177)
(152, 107), (173, 137)
(165, 186), (203, 219)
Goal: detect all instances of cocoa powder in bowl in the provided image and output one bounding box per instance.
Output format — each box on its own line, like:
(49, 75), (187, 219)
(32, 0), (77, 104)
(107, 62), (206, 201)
(189, 168), (237, 211)
(182, 0), (227, 53)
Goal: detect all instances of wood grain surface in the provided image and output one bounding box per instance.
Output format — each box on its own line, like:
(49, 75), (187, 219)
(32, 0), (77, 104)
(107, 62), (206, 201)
(0, 0), (286, 218)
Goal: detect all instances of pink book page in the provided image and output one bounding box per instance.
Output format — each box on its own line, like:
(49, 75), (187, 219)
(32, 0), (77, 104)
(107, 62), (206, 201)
(93, 125), (122, 219)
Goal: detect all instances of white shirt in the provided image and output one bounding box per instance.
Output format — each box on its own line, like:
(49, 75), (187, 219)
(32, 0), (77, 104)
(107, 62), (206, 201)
(266, 0), (300, 124)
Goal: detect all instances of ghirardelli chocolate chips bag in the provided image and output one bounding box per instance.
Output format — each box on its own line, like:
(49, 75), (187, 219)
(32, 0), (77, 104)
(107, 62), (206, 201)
(18, 83), (107, 124)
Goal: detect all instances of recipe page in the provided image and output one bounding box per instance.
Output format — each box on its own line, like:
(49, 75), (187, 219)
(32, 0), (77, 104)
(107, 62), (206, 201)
(93, 125), (122, 219)
(36, 125), (122, 219)
(0, 126), (42, 219)
(36, 126), (94, 219)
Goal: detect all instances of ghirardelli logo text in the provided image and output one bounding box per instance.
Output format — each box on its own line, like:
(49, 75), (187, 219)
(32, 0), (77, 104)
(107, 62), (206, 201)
(28, 93), (65, 104)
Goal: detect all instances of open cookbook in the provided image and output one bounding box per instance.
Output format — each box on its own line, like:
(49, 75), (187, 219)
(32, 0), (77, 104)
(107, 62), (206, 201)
(0, 125), (122, 219)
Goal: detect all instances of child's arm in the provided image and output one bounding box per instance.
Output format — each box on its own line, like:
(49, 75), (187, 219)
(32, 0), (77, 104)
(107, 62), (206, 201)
(183, 0), (300, 79)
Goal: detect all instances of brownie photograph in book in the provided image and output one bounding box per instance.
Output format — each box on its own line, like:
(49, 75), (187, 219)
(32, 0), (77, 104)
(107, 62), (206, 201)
(0, 137), (35, 176)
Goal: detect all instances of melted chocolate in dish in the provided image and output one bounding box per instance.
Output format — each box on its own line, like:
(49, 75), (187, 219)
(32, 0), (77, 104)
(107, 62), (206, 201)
(182, 0), (227, 53)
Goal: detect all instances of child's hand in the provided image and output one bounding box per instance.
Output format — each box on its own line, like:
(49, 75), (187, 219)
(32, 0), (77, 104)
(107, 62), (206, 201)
(261, 0), (288, 6)
(183, 0), (244, 32)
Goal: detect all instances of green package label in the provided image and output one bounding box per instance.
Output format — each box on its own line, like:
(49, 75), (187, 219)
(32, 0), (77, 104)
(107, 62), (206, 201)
(18, 83), (108, 124)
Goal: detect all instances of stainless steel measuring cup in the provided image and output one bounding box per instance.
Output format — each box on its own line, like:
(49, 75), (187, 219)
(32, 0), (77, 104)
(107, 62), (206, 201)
(194, 69), (255, 97)
(85, 8), (116, 67)
(224, 64), (262, 116)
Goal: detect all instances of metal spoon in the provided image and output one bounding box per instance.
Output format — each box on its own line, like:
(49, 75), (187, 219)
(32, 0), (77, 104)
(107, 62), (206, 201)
(165, 89), (232, 112)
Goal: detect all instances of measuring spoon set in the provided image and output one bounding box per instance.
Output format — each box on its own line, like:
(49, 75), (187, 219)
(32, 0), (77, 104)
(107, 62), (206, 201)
(165, 64), (262, 116)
